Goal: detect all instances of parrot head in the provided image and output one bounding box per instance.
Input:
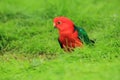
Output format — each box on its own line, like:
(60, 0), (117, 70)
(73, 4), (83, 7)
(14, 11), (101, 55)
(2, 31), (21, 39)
(53, 16), (75, 33)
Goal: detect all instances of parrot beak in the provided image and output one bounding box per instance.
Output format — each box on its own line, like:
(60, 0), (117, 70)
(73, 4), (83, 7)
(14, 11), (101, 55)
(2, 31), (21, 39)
(53, 23), (56, 28)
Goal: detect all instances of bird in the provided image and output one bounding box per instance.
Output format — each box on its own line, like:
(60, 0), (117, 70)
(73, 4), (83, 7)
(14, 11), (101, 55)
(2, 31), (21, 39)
(53, 16), (94, 51)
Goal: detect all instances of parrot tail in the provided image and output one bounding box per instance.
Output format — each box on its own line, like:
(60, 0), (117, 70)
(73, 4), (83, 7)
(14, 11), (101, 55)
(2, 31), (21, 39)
(89, 39), (95, 46)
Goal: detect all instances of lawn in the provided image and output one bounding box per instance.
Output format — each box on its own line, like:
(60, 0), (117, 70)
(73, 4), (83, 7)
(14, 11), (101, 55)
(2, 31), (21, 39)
(0, 0), (120, 80)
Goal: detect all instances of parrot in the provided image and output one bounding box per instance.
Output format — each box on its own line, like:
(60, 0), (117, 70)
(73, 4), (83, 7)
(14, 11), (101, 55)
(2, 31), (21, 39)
(53, 16), (94, 51)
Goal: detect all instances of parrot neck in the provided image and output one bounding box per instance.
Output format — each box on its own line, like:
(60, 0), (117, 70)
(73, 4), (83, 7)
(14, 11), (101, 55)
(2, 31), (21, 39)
(59, 29), (76, 37)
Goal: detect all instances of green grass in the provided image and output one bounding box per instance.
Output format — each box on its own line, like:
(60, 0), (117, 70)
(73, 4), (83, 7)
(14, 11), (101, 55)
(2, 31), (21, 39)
(0, 0), (120, 80)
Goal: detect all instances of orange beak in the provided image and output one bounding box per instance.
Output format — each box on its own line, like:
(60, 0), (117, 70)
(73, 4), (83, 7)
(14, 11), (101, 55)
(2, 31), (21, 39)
(53, 23), (56, 28)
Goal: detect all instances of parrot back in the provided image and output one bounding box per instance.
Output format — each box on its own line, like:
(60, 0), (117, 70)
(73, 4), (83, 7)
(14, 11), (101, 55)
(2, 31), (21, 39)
(74, 26), (95, 45)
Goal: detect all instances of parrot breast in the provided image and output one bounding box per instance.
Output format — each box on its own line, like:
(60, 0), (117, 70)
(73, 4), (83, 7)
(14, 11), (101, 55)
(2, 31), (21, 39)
(59, 30), (83, 51)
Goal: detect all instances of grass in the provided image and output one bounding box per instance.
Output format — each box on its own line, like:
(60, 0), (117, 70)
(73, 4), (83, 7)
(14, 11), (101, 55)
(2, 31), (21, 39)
(0, 0), (120, 80)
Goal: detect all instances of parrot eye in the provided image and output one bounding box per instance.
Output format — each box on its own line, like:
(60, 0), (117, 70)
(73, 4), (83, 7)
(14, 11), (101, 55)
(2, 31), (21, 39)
(57, 21), (61, 25)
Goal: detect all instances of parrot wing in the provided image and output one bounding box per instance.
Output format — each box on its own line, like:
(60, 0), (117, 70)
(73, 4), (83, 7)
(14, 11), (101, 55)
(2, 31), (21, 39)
(74, 26), (95, 45)
(58, 38), (63, 48)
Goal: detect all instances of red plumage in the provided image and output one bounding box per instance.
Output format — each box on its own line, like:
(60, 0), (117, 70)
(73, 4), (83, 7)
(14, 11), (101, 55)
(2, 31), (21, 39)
(53, 16), (83, 51)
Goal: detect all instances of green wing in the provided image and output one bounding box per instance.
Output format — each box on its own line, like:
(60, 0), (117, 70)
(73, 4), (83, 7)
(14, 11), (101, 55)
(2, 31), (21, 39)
(74, 26), (94, 45)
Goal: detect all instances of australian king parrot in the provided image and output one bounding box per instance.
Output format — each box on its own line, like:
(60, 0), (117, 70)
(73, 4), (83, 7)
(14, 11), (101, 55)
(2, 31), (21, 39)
(53, 16), (94, 51)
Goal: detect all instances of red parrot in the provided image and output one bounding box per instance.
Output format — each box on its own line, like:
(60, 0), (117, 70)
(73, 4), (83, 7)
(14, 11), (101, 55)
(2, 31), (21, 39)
(53, 16), (94, 51)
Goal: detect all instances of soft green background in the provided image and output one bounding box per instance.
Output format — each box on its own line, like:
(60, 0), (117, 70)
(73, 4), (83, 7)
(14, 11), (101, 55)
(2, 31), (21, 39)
(0, 0), (120, 80)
